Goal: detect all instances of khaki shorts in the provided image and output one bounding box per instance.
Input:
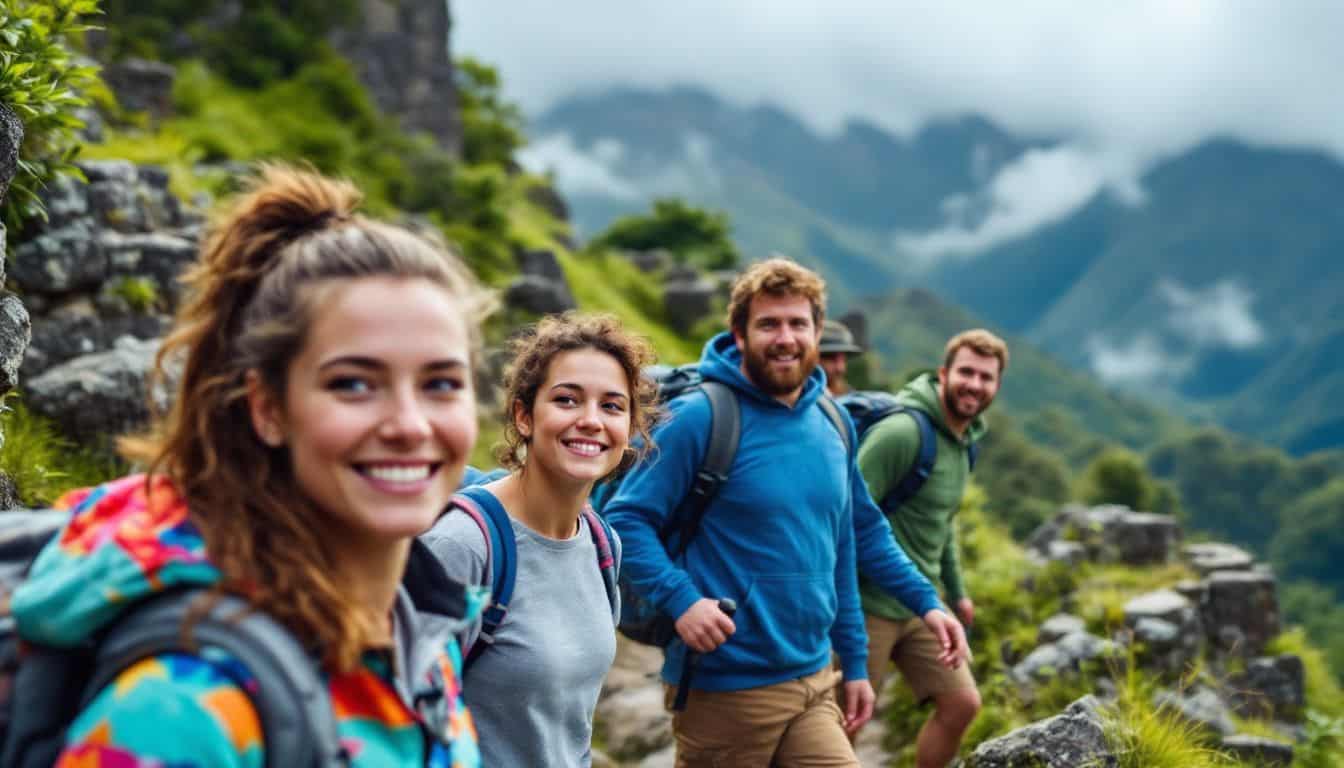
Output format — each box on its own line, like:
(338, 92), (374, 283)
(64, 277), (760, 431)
(866, 613), (976, 703)
(665, 667), (859, 767)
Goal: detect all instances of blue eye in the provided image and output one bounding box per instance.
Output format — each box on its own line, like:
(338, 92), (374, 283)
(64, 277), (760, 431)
(327, 377), (371, 394)
(427, 377), (465, 393)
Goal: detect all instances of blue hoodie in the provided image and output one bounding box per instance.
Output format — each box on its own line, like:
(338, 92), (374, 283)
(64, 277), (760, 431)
(607, 333), (939, 691)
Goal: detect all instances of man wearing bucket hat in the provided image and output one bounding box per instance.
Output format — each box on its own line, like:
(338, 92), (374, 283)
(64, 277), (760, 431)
(819, 319), (864, 396)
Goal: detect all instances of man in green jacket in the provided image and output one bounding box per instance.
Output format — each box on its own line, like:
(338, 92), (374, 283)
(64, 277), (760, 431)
(857, 329), (1007, 768)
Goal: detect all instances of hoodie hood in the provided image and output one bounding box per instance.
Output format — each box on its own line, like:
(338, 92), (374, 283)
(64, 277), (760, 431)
(12, 474), (220, 647)
(897, 372), (989, 444)
(699, 331), (826, 412)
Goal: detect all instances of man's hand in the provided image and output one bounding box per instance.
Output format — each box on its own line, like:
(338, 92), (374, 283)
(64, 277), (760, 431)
(674, 598), (737, 652)
(842, 679), (876, 734)
(955, 597), (975, 627)
(921, 608), (971, 669)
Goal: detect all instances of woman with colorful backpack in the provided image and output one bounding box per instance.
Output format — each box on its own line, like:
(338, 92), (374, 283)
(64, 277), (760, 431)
(421, 312), (658, 767)
(5, 165), (494, 767)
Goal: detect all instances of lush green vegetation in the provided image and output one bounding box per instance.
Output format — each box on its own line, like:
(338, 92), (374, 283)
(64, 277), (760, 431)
(590, 197), (740, 270)
(7, 6), (1340, 765)
(0, 0), (101, 231)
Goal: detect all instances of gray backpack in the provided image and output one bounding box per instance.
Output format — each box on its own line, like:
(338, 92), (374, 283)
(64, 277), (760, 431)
(0, 510), (346, 768)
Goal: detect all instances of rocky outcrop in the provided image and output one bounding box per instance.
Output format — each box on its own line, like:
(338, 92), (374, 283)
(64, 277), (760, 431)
(101, 58), (176, 120)
(25, 336), (163, 447)
(331, 0), (461, 153)
(14, 160), (200, 381)
(1028, 504), (1180, 566)
(1, 101), (21, 205)
(965, 696), (1117, 768)
(503, 248), (576, 316)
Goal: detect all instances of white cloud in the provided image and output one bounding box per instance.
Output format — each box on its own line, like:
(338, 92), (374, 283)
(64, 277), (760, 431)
(457, 1), (1344, 169)
(517, 130), (721, 203)
(516, 134), (640, 201)
(1157, 278), (1265, 348)
(1087, 333), (1190, 385)
(893, 145), (1139, 265)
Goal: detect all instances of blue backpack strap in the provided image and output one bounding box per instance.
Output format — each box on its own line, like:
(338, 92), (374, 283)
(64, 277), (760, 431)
(451, 487), (516, 667)
(880, 407), (939, 514)
(580, 506), (620, 620)
(667, 380), (740, 558)
(817, 396), (852, 456)
(967, 441), (979, 472)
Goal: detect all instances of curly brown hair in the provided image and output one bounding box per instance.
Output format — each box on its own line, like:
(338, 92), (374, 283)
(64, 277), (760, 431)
(496, 312), (660, 478)
(726, 256), (827, 336)
(119, 163), (495, 672)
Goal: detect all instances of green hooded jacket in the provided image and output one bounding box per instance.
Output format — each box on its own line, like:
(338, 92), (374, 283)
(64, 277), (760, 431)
(857, 373), (987, 621)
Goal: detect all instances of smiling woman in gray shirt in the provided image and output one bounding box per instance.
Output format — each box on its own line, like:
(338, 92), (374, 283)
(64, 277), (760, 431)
(421, 313), (659, 767)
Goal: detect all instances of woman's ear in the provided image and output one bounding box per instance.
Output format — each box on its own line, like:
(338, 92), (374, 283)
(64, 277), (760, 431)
(512, 398), (532, 440)
(245, 370), (286, 447)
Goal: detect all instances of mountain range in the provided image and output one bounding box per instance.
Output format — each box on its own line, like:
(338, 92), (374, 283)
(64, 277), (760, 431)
(525, 86), (1344, 454)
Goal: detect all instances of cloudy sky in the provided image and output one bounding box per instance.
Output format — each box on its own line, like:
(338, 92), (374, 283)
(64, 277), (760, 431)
(455, 2), (1333, 384)
(456, 1), (1344, 165)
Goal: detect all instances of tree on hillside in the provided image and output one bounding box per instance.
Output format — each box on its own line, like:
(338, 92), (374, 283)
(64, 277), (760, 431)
(456, 56), (525, 168)
(591, 198), (739, 270)
(1078, 448), (1179, 516)
(976, 414), (1072, 539)
(1271, 478), (1344, 593)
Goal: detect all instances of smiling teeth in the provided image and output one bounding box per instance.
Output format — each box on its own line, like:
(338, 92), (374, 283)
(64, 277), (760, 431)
(566, 441), (603, 457)
(366, 465), (431, 483)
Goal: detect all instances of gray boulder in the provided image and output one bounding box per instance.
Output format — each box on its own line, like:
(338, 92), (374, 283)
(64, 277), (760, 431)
(101, 230), (199, 305)
(1228, 655), (1305, 720)
(23, 300), (168, 379)
(25, 336), (163, 445)
(1108, 512), (1181, 565)
(1183, 542), (1255, 576)
(1203, 570), (1279, 657)
(1011, 630), (1118, 684)
(0, 293), (32, 395)
(663, 278), (716, 333)
(1154, 687), (1235, 737)
(623, 249), (671, 273)
(964, 696), (1116, 768)
(102, 58), (176, 120)
(1038, 614), (1087, 645)
(0, 102), (21, 204)
(1124, 589), (1202, 675)
(1220, 735), (1293, 766)
(11, 221), (108, 294)
(504, 275), (576, 315)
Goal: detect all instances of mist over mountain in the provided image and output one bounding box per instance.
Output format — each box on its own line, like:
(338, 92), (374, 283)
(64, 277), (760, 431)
(526, 86), (1344, 454)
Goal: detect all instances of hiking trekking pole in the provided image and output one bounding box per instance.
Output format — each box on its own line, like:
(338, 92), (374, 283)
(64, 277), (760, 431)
(672, 598), (736, 712)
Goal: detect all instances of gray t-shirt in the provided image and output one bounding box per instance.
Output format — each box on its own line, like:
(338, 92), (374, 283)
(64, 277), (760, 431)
(422, 501), (619, 768)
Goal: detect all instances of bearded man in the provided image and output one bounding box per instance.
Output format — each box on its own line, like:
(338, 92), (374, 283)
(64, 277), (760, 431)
(854, 328), (1007, 767)
(606, 257), (964, 767)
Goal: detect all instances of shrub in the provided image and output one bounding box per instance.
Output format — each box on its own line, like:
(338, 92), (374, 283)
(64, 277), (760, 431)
(0, 0), (101, 231)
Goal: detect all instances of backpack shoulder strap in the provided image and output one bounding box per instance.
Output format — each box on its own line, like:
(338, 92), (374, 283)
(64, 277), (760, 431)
(451, 487), (515, 667)
(668, 380), (740, 558)
(580, 506), (619, 620)
(817, 396), (852, 456)
(83, 588), (344, 768)
(880, 407), (939, 514)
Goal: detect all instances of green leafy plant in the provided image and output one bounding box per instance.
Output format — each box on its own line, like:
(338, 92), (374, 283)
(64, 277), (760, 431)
(0, 0), (101, 231)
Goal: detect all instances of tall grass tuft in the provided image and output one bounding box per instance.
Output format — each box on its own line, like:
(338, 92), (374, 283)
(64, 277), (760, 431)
(0, 396), (123, 507)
